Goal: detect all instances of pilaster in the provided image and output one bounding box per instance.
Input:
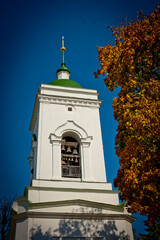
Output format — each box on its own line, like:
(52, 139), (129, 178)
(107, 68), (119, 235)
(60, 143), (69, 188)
(50, 134), (61, 179)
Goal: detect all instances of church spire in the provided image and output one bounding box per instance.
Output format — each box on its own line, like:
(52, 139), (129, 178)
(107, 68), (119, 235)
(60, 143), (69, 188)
(61, 36), (66, 65)
(56, 36), (70, 80)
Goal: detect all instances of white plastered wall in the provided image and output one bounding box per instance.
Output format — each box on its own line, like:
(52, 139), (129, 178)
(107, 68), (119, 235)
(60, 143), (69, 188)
(31, 85), (107, 183)
(28, 217), (134, 240)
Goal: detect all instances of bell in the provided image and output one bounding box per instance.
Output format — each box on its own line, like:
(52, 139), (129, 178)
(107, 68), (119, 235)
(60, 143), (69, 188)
(61, 145), (66, 152)
(75, 156), (78, 163)
(73, 148), (78, 155)
(71, 157), (74, 161)
(66, 146), (72, 153)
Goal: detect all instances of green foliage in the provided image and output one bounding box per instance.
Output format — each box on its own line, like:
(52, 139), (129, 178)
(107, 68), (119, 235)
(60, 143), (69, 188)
(136, 219), (160, 240)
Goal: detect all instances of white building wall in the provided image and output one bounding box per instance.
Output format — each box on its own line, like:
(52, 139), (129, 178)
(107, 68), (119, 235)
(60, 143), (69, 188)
(14, 219), (28, 240)
(28, 189), (119, 205)
(28, 217), (134, 240)
(31, 84), (107, 183)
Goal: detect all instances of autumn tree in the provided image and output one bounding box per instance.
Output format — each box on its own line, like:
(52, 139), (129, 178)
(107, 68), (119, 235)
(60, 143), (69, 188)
(137, 218), (160, 239)
(95, 5), (160, 225)
(0, 199), (12, 240)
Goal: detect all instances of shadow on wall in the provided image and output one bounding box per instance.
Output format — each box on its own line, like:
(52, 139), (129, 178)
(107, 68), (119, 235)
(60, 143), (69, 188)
(30, 219), (130, 240)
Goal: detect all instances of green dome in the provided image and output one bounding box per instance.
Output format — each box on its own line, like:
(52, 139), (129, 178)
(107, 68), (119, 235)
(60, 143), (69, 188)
(49, 79), (82, 88)
(56, 63), (70, 74)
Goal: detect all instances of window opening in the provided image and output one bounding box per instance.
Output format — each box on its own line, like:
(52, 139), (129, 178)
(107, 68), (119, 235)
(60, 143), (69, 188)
(61, 136), (81, 178)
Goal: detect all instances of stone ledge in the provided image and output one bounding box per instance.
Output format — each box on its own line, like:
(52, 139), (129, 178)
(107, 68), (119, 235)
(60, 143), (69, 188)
(13, 211), (135, 223)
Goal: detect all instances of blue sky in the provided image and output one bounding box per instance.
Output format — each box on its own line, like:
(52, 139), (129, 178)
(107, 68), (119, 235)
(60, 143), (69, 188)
(0, 0), (157, 236)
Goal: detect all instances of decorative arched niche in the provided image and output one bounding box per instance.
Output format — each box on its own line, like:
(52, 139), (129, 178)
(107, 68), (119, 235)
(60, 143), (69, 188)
(50, 120), (93, 181)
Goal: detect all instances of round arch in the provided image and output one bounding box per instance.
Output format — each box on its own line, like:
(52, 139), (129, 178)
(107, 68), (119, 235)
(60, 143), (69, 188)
(62, 130), (81, 143)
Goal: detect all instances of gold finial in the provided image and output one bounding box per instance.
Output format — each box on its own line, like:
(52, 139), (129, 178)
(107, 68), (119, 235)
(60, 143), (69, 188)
(61, 36), (66, 52)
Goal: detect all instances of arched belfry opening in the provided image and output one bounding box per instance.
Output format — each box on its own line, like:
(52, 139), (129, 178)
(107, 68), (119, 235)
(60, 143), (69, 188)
(61, 136), (81, 178)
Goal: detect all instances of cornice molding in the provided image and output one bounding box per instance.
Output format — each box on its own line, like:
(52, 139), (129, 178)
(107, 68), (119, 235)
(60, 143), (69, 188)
(38, 94), (102, 108)
(30, 94), (102, 132)
(25, 185), (119, 194)
(40, 84), (99, 96)
(28, 199), (124, 213)
(13, 211), (135, 223)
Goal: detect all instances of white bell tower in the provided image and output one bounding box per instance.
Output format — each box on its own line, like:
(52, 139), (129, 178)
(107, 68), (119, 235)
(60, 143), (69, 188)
(10, 37), (135, 240)
(29, 83), (107, 183)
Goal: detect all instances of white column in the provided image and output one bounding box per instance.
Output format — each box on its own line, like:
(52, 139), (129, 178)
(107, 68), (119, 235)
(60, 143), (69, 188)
(81, 140), (92, 181)
(33, 146), (37, 179)
(50, 134), (61, 179)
